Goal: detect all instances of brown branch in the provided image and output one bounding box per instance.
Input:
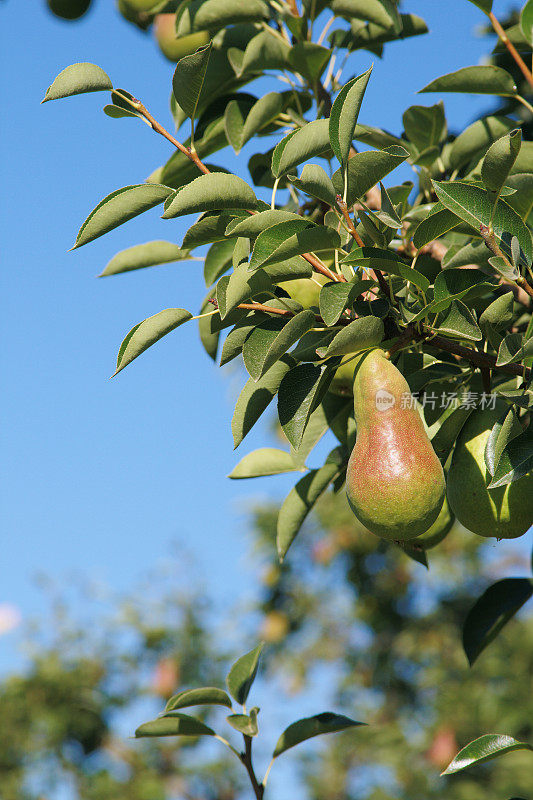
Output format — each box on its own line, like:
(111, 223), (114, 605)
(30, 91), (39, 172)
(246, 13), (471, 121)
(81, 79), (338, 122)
(336, 195), (364, 247)
(517, 275), (533, 300)
(480, 224), (533, 302)
(129, 97), (211, 175)
(302, 252), (344, 282)
(287, 0), (299, 15)
(421, 331), (530, 379)
(489, 11), (533, 90)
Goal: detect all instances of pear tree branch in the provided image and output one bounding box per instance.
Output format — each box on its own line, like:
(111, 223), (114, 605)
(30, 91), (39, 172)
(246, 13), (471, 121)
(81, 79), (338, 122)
(489, 11), (533, 90)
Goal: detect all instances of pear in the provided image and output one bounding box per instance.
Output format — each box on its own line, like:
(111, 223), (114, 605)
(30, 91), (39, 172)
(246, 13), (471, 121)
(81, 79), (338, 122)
(278, 275), (326, 309)
(416, 495), (454, 549)
(447, 404), (533, 539)
(346, 348), (445, 541)
(329, 358), (355, 397)
(153, 14), (211, 61)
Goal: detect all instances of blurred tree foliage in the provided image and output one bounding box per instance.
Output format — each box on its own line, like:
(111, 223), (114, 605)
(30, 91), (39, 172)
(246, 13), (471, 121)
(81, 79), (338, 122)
(1, 500), (531, 799)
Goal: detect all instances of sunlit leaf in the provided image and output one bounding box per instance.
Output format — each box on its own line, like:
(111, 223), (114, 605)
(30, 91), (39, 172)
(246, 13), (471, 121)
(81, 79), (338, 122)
(229, 448), (304, 478)
(272, 711), (365, 757)
(226, 644), (263, 706)
(135, 713), (215, 738)
(114, 309), (192, 376)
(100, 241), (193, 276)
(442, 734), (533, 775)
(42, 62), (113, 102)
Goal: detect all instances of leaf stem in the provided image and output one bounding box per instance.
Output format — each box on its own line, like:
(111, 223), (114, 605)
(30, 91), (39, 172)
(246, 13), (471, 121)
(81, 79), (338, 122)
(489, 11), (533, 90)
(515, 94), (533, 115)
(262, 757), (276, 788)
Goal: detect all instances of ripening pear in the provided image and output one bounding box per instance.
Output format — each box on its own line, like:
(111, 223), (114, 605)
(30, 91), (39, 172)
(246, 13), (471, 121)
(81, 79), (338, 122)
(416, 495), (454, 549)
(346, 348), (445, 541)
(47, 0), (91, 19)
(278, 275), (327, 309)
(153, 13), (210, 61)
(447, 404), (533, 539)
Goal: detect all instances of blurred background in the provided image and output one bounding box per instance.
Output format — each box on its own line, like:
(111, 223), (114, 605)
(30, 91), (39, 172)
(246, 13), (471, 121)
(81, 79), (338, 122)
(1, 1), (532, 798)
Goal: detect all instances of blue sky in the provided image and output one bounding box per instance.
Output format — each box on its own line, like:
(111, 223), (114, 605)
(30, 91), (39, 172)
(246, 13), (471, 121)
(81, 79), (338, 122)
(1, 0), (527, 676)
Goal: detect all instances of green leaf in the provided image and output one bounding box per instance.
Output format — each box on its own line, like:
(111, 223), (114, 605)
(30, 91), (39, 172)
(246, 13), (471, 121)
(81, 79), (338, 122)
(288, 43), (332, 83)
(319, 280), (372, 326)
(521, 0), (533, 46)
(114, 308), (192, 376)
(100, 241), (192, 277)
(441, 734), (533, 775)
(378, 182), (402, 229)
(342, 247), (430, 292)
(291, 393), (352, 464)
(42, 62), (113, 102)
(432, 181), (533, 263)
(479, 292), (514, 329)
(289, 165), (337, 207)
(448, 115), (517, 171)
(273, 119), (331, 178)
(436, 301), (482, 341)
(329, 67), (373, 168)
(226, 644), (263, 706)
(185, 0), (269, 31)
(204, 239), (235, 287)
(217, 264), (272, 319)
(163, 173), (257, 219)
(172, 43), (212, 121)
(420, 66), (517, 96)
(320, 317), (384, 357)
(487, 426), (533, 488)
(403, 102), (446, 153)
(237, 30), (291, 77)
(505, 173), (533, 220)
(272, 711), (365, 758)
(241, 92), (284, 150)
(74, 185), (173, 249)
(229, 448), (304, 479)
(463, 576), (533, 665)
(331, 0), (402, 32)
(332, 146), (409, 207)
(412, 205), (461, 250)
(165, 687), (232, 713)
(250, 222), (340, 270)
(232, 355), (295, 446)
(242, 312), (316, 380)
(433, 268), (495, 311)
(481, 129), (522, 196)
(277, 450), (345, 561)
(183, 212), (247, 248)
(496, 333), (533, 365)
(485, 407), (523, 476)
(278, 363), (332, 449)
(135, 713), (215, 738)
(198, 294), (220, 361)
(226, 209), (303, 238)
(227, 708), (259, 737)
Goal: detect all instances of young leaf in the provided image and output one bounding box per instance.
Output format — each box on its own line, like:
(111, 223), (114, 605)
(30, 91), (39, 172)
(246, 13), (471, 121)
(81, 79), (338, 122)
(163, 173), (257, 219)
(165, 687), (232, 713)
(441, 734), (533, 775)
(42, 62), (113, 102)
(481, 129), (522, 197)
(226, 644), (263, 706)
(432, 181), (533, 263)
(463, 578), (533, 666)
(74, 185), (173, 249)
(227, 708), (259, 737)
(272, 711), (365, 758)
(232, 355), (296, 447)
(229, 448), (304, 479)
(100, 241), (193, 277)
(420, 66), (517, 96)
(277, 450), (345, 561)
(135, 713), (215, 738)
(114, 309), (192, 376)
(329, 67), (373, 168)
(172, 43), (212, 121)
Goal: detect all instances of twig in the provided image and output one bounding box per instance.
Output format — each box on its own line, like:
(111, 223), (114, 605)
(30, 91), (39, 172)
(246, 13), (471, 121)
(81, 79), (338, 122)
(303, 252), (344, 282)
(489, 11), (533, 90)
(420, 331), (530, 379)
(336, 195), (364, 247)
(480, 224), (533, 301)
(240, 737), (264, 800)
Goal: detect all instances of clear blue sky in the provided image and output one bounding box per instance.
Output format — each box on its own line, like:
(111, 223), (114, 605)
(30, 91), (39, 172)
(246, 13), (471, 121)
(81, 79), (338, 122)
(0, 0), (525, 674)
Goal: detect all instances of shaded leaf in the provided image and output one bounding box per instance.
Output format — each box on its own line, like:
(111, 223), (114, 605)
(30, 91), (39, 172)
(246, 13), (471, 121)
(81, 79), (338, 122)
(481, 129), (522, 196)
(448, 115), (517, 172)
(114, 309), (192, 376)
(420, 66), (517, 96)
(277, 450), (344, 560)
(488, 426), (533, 488)
(273, 119), (331, 178)
(319, 280), (372, 326)
(521, 0), (533, 46)
(331, 0), (401, 31)
(496, 333), (533, 365)
(165, 687), (232, 713)
(272, 711), (365, 757)
(431, 405), (473, 463)
(320, 317), (384, 357)
(135, 713), (215, 738)
(172, 43), (212, 121)
(226, 644), (263, 706)
(227, 708), (259, 736)
(204, 239), (235, 287)
(329, 67), (373, 168)
(217, 264), (272, 319)
(74, 185), (173, 249)
(243, 312), (316, 380)
(250, 221), (340, 270)
(229, 448), (303, 479)
(42, 62), (112, 102)
(289, 164), (337, 207)
(100, 241), (192, 277)
(278, 363), (332, 449)
(332, 146), (409, 207)
(436, 301), (482, 341)
(288, 42), (331, 82)
(412, 204), (461, 250)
